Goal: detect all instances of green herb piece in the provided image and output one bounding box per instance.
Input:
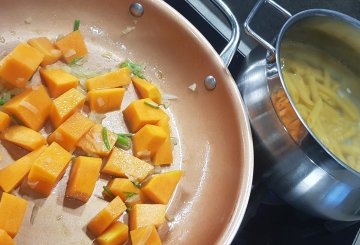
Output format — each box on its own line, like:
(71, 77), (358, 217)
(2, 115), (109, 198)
(68, 57), (83, 66)
(120, 60), (145, 79)
(161, 101), (170, 109)
(71, 155), (76, 161)
(73, 19), (80, 31)
(0, 99), (5, 106)
(131, 180), (141, 188)
(123, 192), (137, 199)
(115, 134), (131, 150)
(103, 186), (115, 199)
(102, 127), (111, 150)
(118, 133), (133, 137)
(144, 100), (160, 109)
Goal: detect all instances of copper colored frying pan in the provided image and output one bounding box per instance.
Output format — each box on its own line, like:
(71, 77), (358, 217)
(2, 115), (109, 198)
(0, 0), (253, 244)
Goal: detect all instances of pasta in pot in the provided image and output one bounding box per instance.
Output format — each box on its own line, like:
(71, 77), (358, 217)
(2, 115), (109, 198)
(280, 41), (360, 172)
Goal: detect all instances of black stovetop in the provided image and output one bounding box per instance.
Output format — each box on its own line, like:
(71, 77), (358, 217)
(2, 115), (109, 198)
(164, 1), (360, 244)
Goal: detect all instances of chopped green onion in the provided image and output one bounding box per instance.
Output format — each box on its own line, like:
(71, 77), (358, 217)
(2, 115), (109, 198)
(131, 180), (141, 188)
(0, 99), (5, 106)
(73, 19), (80, 31)
(118, 133), (133, 137)
(161, 101), (170, 109)
(115, 134), (131, 150)
(68, 57), (83, 66)
(120, 60), (145, 79)
(103, 186), (115, 199)
(71, 155), (76, 161)
(144, 100), (160, 109)
(102, 127), (111, 150)
(124, 192), (137, 199)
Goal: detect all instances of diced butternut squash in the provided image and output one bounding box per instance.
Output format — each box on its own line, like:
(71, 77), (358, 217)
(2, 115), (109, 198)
(87, 196), (126, 237)
(88, 88), (125, 113)
(141, 171), (183, 204)
(0, 193), (28, 238)
(0, 229), (15, 245)
(105, 178), (147, 205)
(3, 84), (52, 130)
(97, 221), (129, 245)
(130, 226), (162, 245)
(155, 118), (170, 136)
(27, 142), (72, 196)
(0, 43), (44, 88)
(151, 138), (173, 165)
(49, 88), (86, 127)
(40, 69), (79, 98)
(102, 148), (153, 182)
(55, 30), (88, 63)
(132, 76), (162, 104)
(28, 37), (62, 66)
(66, 156), (102, 202)
(0, 146), (46, 192)
(132, 125), (167, 159)
(0, 112), (11, 132)
(77, 124), (117, 157)
(85, 67), (131, 91)
(123, 98), (169, 133)
(129, 204), (166, 231)
(48, 112), (94, 152)
(1, 125), (46, 151)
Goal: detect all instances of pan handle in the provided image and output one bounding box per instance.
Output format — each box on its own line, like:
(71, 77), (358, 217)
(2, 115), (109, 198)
(210, 0), (241, 67)
(244, 0), (291, 61)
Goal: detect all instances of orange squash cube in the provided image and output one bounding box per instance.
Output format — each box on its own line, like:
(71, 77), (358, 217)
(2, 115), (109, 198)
(105, 178), (147, 205)
(55, 30), (88, 63)
(1, 125), (46, 151)
(132, 76), (162, 104)
(27, 142), (72, 196)
(123, 98), (169, 133)
(0, 229), (15, 245)
(102, 148), (153, 182)
(77, 124), (117, 157)
(0, 43), (44, 88)
(141, 171), (183, 204)
(87, 196), (127, 237)
(129, 204), (166, 231)
(49, 88), (86, 127)
(85, 67), (131, 91)
(88, 88), (125, 113)
(130, 226), (162, 245)
(0, 146), (46, 192)
(155, 118), (170, 136)
(97, 221), (129, 245)
(66, 156), (102, 202)
(28, 37), (62, 66)
(132, 125), (167, 159)
(0, 193), (28, 238)
(151, 138), (173, 165)
(40, 69), (79, 98)
(48, 112), (95, 152)
(0, 112), (11, 132)
(2, 85), (52, 131)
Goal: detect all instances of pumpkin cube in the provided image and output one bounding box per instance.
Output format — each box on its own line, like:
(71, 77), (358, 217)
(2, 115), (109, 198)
(0, 229), (15, 245)
(123, 98), (169, 133)
(77, 124), (117, 157)
(132, 76), (162, 104)
(85, 67), (131, 91)
(0, 112), (11, 132)
(88, 88), (125, 113)
(1, 125), (46, 151)
(40, 69), (79, 98)
(0, 146), (46, 192)
(151, 138), (173, 166)
(49, 88), (86, 127)
(130, 226), (162, 245)
(102, 148), (153, 182)
(2, 85), (52, 130)
(132, 125), (167, 159)
(141, 170), (183, 204)
(0, 43), (44, 88)
(48, 112), (95, 152)
(97, 221), (129, 245)
(28, 37), (62, 66)
(66, 156), (102, 202)
(55, 30), (88, 63)
(87, 196), (127, 237)
(0, 193), (28, 238)
(129, 204), (166, 231)
(27, 142), (72, 196)
(105, 178), (147, 206)
(155, 117), (170, 136)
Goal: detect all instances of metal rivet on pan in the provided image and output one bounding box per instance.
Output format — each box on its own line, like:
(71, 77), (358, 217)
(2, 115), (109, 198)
(129, 3), (144, 17)
(204, 75), (217, 90)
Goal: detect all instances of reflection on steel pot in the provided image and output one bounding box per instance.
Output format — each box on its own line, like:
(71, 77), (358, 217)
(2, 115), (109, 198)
(239, 0), (360, 221)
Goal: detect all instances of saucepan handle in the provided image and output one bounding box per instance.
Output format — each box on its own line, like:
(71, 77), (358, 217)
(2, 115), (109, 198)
(244, 0), (292, 60)
(210, 0), (241, 67)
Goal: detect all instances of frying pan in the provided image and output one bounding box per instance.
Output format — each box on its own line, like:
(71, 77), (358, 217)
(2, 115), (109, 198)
(0, 0), (253, 244)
